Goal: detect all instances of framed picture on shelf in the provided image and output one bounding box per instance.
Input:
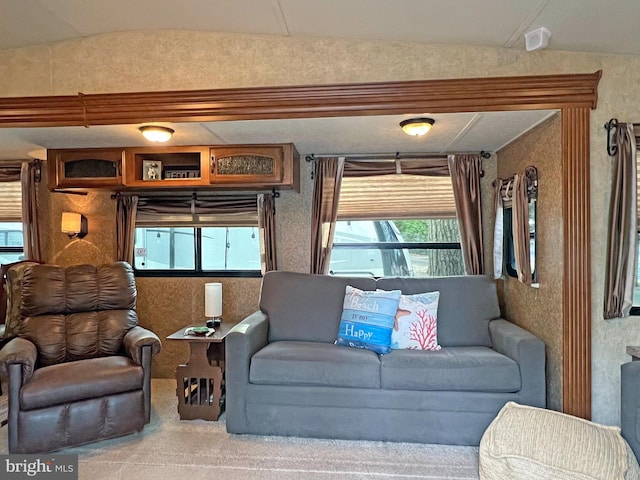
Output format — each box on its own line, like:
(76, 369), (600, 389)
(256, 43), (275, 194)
(143, 160), (162, 180)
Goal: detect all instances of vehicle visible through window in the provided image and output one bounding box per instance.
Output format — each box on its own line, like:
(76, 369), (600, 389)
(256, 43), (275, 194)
(329, 219), (464, 278)
(133, 226), (261, 276)
(0, 222), (24, 263)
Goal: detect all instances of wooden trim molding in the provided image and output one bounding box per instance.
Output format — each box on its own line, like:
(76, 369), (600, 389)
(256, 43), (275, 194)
(0, 71), (602, 418)
(0, 71), (601, 127)
(562, 107), (592, 419)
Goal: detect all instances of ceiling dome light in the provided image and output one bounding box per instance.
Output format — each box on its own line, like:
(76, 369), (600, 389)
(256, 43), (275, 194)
(139, 125), (174, 142)
(400, 118), (435, 136)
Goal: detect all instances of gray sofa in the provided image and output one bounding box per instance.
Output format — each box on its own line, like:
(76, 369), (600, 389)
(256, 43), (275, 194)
(226, 271), (546, 445)
(621, 361), (640, 460)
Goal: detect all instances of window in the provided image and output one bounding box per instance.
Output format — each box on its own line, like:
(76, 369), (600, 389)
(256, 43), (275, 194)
(133, 226), (261, 275)
(633, 153), (640, 314)
(132, 195), (262, 277)
(0, 180), (24, 263)
(330, 172), (464, 277)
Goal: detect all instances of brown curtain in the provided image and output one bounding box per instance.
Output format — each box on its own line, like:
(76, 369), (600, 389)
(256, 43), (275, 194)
(258, 193), (277, 274)
(310, 157), (344, 274)
(20, 162), (42, 261)
(448, 154), (484, 275)
(604, 123), (637, 319)
(512, 173), (532, 284)
(116, 195), (138, 263)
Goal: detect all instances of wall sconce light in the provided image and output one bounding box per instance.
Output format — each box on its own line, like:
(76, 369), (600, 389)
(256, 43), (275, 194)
(139, 125), (174, 142)
(61, 212), (88, 239)
(400, 118), (435, 136)
(205, 282), (223, 327)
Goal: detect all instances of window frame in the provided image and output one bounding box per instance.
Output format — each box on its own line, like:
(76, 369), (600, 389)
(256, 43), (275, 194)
(132, 226), (262, 278)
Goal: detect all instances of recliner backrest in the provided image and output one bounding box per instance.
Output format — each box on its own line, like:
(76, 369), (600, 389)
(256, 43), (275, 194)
(18, 262), (138, 367)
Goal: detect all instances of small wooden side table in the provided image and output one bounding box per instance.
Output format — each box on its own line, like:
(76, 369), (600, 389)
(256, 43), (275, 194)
(167, 323), (231, 421)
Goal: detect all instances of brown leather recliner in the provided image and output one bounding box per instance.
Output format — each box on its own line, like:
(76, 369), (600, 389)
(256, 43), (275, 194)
(0, 262), (161, 453)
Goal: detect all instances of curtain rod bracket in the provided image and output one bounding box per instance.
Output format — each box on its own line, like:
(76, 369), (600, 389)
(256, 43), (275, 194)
(271, 188), (280, 198)
(605, 118), (619, 156)
(306, 154), (316, 180)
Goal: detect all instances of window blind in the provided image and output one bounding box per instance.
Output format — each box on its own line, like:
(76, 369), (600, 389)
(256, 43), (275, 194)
(135, 195), (258, 227)
(337, 174), (456, 220)
(0, 181), (22, 222)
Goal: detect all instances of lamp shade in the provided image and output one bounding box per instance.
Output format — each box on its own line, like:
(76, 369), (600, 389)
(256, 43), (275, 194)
(61, 212), (87, 238)
(204, 282), (222, 318)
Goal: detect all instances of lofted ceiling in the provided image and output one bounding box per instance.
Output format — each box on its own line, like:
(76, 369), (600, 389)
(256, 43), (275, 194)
(2, 0), (620, 160)
(2, 0), (639, 55)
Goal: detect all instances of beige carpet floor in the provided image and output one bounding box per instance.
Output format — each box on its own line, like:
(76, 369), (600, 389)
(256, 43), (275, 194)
(0, 379), (480, 479)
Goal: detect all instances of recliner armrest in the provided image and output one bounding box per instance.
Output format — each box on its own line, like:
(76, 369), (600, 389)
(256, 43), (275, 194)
(0, 337), (37, 385)
(489, 318), (546, 408)
(123, 326), (162, 365)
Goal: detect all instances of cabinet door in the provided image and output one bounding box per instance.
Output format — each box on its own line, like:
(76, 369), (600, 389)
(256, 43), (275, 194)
(209, 144), (299, 190)
(48, 148), (124, 189)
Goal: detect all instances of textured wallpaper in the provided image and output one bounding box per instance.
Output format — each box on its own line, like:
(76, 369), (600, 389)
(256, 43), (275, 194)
(495, 114), (563, 411)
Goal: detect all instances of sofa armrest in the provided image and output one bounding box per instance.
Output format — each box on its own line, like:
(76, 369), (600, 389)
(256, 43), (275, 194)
(0, 337), (37, 385)
(489, 318), (546, 408)
(123, 326), (162, 365)
(225, 310), (269, 433)
(621, 361), (640, 462)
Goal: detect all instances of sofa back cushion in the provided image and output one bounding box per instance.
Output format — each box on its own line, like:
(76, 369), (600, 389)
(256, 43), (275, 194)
(19, 262), (138, 367)
(261, 271), (376, 343)
(21, 262), (136, 316)
(20, 311), (138, 367)
(377, 275), (500, 347)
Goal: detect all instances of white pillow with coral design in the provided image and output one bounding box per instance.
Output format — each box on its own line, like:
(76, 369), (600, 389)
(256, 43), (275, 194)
(390, 291), (441, 350)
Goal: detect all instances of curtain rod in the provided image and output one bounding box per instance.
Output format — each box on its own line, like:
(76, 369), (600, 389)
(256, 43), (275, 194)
(305, 151), (491, 163)
(110, 188), (280, 200)
(604, 118), (640, 156)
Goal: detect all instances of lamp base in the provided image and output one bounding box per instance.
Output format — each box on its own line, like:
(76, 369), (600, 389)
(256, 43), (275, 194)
(206, 318), (222, 329)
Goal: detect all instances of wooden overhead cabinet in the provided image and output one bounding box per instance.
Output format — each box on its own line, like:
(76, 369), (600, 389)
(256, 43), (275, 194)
(209, 144), (299, 191)
(47, 143), (300, 192)
(124, 146), (210, 189)
(48, 148), (125, 190)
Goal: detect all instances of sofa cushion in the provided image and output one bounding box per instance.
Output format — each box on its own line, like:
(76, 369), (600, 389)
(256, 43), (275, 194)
(377, 276), (500, 347)
(479, 401), (640, 480)
(391, 291), (441, 350)
(20, 356), (143, 410)
(260, 271), (376, 343)
(250, 341), (381, 389)
(380, 346), (521, 392)
(336, 286), (401, 354)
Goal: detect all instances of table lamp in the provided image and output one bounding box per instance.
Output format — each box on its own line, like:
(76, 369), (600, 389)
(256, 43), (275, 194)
(205, 282), (222, 328)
